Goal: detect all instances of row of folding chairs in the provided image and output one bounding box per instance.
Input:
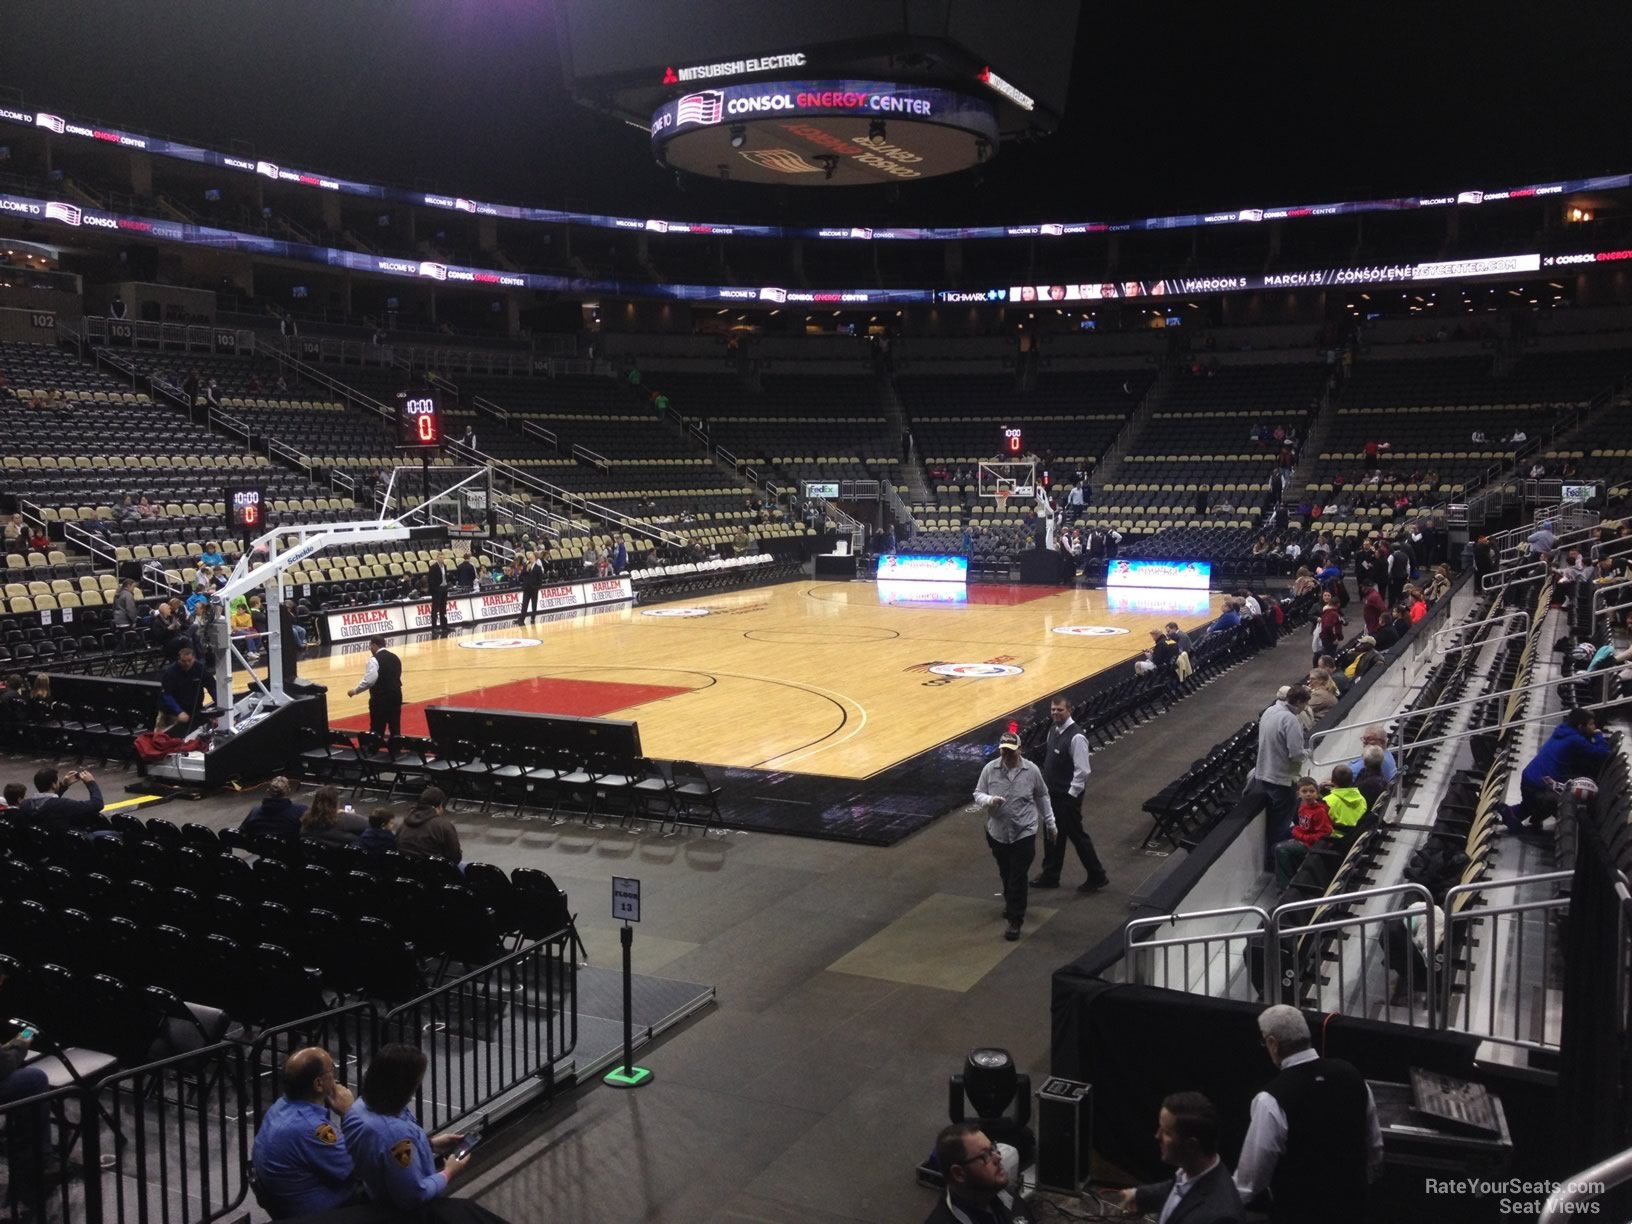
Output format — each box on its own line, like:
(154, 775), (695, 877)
(299, 730), (724, 833)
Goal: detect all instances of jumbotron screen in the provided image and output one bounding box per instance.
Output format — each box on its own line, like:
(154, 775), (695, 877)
(1106, 559), (1210, 591)
(877, 554), (968, 583)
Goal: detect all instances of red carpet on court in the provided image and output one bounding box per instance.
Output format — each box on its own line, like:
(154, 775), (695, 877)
(963, 585), (1059, 606)
(335, 675), (691, 738)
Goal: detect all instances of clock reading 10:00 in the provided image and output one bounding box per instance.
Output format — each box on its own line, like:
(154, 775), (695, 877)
(395, 390), (443, 448)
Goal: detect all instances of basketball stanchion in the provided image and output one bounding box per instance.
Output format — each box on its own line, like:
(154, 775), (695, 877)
(604, 876), (653, 1088)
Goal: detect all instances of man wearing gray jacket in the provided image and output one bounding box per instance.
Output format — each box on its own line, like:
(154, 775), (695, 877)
(974, 731), (1057, 941)
(1256, 686), (1311, 856)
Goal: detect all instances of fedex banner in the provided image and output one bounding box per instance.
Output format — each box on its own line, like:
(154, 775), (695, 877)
(319, 577), (633, 645)
(0, 102), (1621, 242)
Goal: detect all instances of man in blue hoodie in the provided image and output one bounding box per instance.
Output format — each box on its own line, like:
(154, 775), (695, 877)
(1502, 708), (1612, 832)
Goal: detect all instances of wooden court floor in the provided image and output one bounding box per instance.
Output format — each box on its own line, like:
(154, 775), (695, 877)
(310, 581), (1226, 779)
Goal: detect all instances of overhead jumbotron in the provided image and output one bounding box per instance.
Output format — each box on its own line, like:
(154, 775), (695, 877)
(556, 0), (1077, 185)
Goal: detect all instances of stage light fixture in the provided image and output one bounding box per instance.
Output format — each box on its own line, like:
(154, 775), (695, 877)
(962, 1049), (1017, 1117)
(869, 118), (887, 142)
(975, 138), (990, 164)
(729, 124), (747, 149)
(816, 155), (838, 180)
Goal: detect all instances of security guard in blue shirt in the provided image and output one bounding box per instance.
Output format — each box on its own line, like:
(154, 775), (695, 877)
(342, 1044), (471, 1210)
(251, 1047), (359, 1218)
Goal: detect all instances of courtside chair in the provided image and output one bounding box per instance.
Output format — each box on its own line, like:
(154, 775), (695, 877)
(667, 760), (723, 835)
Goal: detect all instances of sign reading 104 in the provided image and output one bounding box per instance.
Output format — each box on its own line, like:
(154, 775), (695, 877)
(395, 390), (443, 448)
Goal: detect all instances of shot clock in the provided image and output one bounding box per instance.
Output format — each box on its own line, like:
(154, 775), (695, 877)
(396, 389), (443, 448)
(1000, 425), (1025, 456)
(225, 487), (265, 530)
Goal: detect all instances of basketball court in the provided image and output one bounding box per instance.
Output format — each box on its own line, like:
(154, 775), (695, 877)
(310, 579), (1226, 780)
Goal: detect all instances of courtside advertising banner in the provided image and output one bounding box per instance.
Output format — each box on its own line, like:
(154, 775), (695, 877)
(321, 579), (634, 644)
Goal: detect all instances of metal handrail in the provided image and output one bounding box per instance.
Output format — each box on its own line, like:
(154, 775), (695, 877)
(60, 521), (119, 572)
(1124, 905), (1273, 997)
(1305, 649), (1597, 769)
(1442, 871), (1572, 1051)
(1425, 621), (1537, 660)
(1590, 576), (1632, 621)
(1428, 608), (1530, 652)
(1382, 689), (1626, 761)
(1492, 515), (1600, 563)
(1540, 1148), (1632, 1223)
(520, 420), (559, 451)
(1268, 882), (1438, 1026)
(1486, 497), (1595, 549)
(1481, 558), (1549, 590)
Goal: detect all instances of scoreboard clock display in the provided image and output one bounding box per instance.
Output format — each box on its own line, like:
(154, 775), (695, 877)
(396, 390), (443, 448)
(225, 487), (265, 530)
(1000, 425), (1025, 456)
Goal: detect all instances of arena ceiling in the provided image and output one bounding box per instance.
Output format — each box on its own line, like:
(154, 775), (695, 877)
(4, 0), (1628, 229)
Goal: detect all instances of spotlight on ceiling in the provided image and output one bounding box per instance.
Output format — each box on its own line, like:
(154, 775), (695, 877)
(729, 124), (747, 149)
(816, 155), (838, 181)
(868, 119), (886, 142)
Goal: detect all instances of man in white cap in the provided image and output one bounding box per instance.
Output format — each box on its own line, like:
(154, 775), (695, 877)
(974, 730), (1056, 941)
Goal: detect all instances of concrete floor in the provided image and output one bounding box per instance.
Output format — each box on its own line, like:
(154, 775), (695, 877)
(1, 635), (1305, 1223)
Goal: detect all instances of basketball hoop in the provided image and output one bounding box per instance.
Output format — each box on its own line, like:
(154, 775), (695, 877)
(994, 478), (1013, 515)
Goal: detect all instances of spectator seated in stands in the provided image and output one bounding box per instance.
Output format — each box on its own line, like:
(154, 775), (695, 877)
(1274, 777), (1332, 888)
(1371, 606), (1412, 651)
(1424, 563), (1452, 604)
(0, 672), (26, 722)
(251, 1046), (359, 1219)
(1, 782), (25, 812)
(1384, 899), (1445, 1005)
(1322, 764), (1369, 834)
(1347, 726), (1398, 784)
(397, 786), (462, 864)
(227, 596), (257, 658)
(1501, 707), (1612, 834)
(301, 785), (365, 848)
(184, 581), (212, 617)
(17, 766), (106, 830)
(1, 512), (23, 543)
(1340, 636), (1380, 681)
(1355, 746), (1389, 812)
(1304, 669), (1339, 719)
(197, 543), (226, 568)
(342, 1044), (472, 1211)
(360, 807), (398, 853)
(242, 776), (307, 839)
(1205, 599), (1242, 637)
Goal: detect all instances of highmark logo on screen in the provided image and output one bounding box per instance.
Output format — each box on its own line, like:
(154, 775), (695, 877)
(1106, 559), (1211, 591)
(876, 554), (968, 583)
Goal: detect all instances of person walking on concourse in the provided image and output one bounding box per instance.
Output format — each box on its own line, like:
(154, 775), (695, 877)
(974, 730), (1056, 942)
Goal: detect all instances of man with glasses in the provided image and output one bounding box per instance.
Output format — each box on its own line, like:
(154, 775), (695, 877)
(924, 1123), (1037, 1224)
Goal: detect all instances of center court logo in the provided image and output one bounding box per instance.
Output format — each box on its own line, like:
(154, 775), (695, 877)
(642, 608), (711, 618)
(1051, 625), (1130, 636)
(458, 638), (541, 650)
(928, 662), (1024, 679)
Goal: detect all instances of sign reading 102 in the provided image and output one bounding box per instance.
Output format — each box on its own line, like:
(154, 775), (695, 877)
(396, 391), (442, 448)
